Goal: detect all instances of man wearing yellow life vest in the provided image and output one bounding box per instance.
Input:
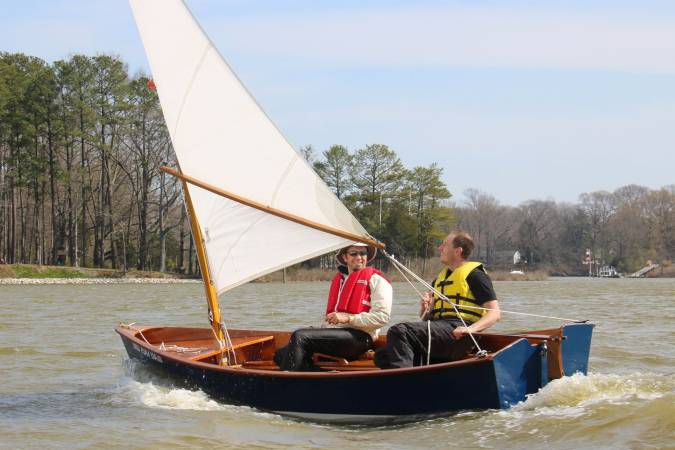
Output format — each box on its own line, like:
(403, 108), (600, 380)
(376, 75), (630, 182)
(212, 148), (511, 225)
(375, 230), (501, 368)
(274, 243), (392, 371)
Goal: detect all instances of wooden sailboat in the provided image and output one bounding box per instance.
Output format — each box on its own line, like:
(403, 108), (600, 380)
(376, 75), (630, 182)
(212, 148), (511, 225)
(117, 0), (594, 422)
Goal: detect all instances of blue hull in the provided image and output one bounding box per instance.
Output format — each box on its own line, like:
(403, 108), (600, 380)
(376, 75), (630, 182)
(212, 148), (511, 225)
(118, 323), (594, 422)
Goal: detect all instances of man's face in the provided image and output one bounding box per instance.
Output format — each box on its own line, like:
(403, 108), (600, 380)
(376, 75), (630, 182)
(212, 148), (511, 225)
(438, 234), (461, 266)
(344, 246), (368, 272)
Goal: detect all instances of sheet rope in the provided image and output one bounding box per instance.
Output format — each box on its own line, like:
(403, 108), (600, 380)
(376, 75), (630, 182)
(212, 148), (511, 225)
(382, 250), (585, 323)
(382, 250), (487, 360)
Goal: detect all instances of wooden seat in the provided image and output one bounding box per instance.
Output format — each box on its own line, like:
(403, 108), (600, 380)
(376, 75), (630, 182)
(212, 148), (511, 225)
(241, 360), (281, 370)
(312, 350), (379, 371)
(315, 359), (380, 371)
(240, 352), (380, 372)
(190, 335), (275, 362)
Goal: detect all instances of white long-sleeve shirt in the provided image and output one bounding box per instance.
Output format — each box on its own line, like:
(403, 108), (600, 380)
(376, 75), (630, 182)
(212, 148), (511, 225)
(321, 273), (393, 339)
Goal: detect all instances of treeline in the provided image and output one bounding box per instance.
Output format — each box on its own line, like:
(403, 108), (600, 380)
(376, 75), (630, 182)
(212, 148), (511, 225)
(305, 143), (673, 275)
(0, 52), (452, 273)
(0, 52), (185, 271)
(1, 52), (672, 276)
(454, 186), (674, 274)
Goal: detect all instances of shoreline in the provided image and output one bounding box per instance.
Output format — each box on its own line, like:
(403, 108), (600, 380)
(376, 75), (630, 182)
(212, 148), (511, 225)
(0, 277), (201, 285)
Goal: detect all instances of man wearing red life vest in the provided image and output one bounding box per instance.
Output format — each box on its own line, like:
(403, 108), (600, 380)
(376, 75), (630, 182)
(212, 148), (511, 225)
(273, 243), (392, 371)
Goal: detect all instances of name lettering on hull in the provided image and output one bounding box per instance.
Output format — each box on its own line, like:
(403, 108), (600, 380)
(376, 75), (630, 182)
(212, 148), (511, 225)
(133, 342), (164, 363)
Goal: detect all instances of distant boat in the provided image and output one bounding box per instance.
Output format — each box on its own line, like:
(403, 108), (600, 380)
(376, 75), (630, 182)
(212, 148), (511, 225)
(510, 270), (525, 275)
(117, 0), (595, 423)
(598, 266), (621, 278)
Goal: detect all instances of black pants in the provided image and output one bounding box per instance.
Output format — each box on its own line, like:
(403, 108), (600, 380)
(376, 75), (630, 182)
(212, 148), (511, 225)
(274, 327), (373, 371)
(374, 319), (477, 369)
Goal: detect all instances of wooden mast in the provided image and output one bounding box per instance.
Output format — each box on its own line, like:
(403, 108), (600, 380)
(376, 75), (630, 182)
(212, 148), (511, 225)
(180, 177), (225, 346)
(161, 166), (385, 249)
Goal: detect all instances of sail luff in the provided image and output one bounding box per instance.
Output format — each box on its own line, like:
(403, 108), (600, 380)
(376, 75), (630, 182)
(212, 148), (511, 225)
(129, 0), (377, 294)
(162, 166), (385, 250)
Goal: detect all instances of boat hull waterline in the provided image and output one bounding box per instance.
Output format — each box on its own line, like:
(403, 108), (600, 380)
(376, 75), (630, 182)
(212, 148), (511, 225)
(117, 323), (594, 422)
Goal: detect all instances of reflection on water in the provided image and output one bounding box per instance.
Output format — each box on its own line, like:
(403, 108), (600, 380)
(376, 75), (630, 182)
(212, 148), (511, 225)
(0, 278), (673, 449)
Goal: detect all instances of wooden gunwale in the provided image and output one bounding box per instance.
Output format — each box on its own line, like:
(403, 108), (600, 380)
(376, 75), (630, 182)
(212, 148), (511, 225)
(474, 332), (565, 342)
(116, 325), (503, 378)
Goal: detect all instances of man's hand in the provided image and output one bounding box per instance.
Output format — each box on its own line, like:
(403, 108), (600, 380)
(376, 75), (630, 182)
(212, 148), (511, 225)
(419, 291), (433, 318)
(326, 312), (350, 325)
(452, 326), (471, 339)
(421, 292), (433, 310)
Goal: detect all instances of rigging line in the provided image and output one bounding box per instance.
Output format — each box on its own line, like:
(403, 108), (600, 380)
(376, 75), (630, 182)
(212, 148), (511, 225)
(383, 251), (485, 356)
(128, 323), (153, 346)
(210, 326), (228, 365)
(387, 255), (433, 365)
(220, 322), (238, 366)
(387, 254), (426, 303)
(383, 251), (583, 323)
(427, 319), (431, 366)
(212, 325), (234, 366)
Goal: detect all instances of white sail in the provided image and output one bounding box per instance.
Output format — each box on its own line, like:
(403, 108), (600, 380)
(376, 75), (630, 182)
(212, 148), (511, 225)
(129, 0), (370, 294)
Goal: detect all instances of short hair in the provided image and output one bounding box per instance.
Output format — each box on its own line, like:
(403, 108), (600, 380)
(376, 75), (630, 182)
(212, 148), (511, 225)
(451, 231), (474, 259)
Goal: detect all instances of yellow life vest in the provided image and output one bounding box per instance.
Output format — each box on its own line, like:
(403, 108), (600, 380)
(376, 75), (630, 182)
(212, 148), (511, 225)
(430, 261), (487, 324)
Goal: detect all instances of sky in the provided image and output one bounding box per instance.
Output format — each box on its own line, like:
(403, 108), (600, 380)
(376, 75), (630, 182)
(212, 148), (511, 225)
(3, 0), (675, 205)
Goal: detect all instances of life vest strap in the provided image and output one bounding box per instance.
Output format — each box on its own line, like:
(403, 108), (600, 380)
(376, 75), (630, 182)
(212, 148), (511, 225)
(433, 293), (475, 303)
(429, 306), (484, 321)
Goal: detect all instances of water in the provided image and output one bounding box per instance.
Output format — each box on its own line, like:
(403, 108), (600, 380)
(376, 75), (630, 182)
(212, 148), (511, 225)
(1, 278), (673, 449)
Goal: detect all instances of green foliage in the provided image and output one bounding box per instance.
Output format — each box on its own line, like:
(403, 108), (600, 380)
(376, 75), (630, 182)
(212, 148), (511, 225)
(313, 145), (454, 260)
(11, 264), (85, 279)
(314, 145), (352, 199)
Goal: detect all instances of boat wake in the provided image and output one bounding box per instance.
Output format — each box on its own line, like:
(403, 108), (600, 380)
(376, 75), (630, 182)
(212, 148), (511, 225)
(461, 371), (675, 449)
(516, 371), (674, 414)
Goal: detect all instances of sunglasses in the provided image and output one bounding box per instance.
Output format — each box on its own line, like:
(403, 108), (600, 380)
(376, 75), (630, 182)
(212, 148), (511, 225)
(347, 251), (368, 257)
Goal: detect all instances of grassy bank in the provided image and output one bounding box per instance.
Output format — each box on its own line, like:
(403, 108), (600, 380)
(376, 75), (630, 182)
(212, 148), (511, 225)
(0, 263), (550, 282)
(5, 262), (668, 282)
(0, 264), (189, 279)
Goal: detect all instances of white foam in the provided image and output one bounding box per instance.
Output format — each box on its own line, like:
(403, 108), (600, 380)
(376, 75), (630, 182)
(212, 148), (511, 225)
(517, 371), (674, 413)
(469, 372), (675, 444)
(112, 378), (289, 426)
(116, 379), (228, 411)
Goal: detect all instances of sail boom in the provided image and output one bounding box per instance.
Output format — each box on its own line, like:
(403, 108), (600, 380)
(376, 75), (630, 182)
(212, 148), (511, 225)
(162, 166), (385, 250)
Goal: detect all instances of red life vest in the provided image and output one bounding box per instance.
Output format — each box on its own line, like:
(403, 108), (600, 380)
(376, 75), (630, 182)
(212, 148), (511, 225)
(325, 267), (387, 315)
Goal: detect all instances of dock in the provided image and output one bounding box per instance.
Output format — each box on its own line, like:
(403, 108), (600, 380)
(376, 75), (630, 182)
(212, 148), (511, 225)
(627, 263), (660, 278)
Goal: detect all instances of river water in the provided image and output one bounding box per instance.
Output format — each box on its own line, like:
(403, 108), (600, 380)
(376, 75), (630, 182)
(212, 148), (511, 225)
(1, 278), (673, 449)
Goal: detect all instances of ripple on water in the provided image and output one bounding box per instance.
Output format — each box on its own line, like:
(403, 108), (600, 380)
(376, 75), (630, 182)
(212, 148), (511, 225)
(2, 279), (674, 449)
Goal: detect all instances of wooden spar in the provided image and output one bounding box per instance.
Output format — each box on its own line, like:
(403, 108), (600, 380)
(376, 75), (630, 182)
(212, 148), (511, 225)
(180, 178), (225, 346)
(160, 166), (385, 250)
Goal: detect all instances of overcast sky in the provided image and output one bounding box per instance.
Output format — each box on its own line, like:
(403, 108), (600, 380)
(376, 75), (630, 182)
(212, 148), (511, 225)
(3, 0), (675, 205)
